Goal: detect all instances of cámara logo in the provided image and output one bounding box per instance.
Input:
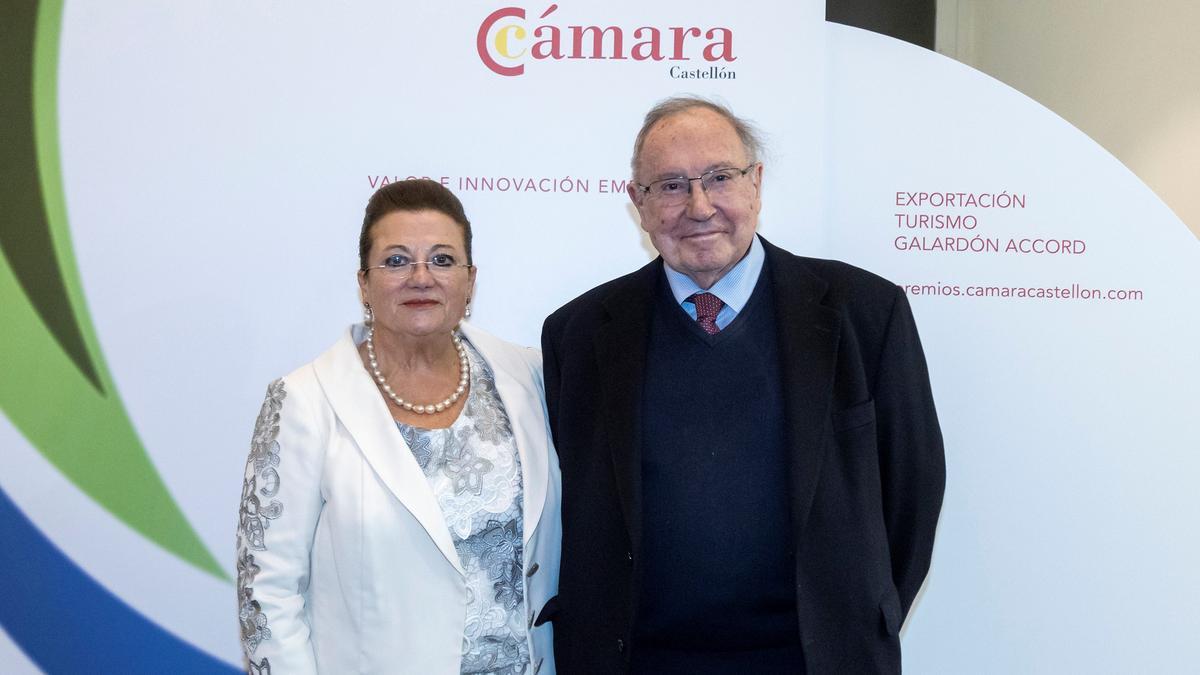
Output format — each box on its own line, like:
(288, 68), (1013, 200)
(477, 4), (736, 77)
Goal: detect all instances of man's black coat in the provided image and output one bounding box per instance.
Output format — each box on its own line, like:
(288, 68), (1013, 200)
(539, 237), (946, 674)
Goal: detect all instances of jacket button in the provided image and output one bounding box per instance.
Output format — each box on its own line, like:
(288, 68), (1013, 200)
(526, 562), (540, 577)
(616, 638), (625, 653)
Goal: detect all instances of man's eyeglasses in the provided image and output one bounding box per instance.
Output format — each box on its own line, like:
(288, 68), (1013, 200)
(362, 254), (473, 278)
(635, 163), (758, 205)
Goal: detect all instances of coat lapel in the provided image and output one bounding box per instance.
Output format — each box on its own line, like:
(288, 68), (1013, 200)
(593, 261), (659, 559)
(761, 238), (842, 535)
(459, 323), (549, 546)
(313, 327), (465, 575)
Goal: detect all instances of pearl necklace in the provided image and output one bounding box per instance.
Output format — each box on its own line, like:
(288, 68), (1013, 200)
(366, 325), (469, 415)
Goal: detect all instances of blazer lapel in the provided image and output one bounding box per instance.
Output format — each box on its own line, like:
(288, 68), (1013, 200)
(459, 323), (548, 546)
(313, 327), (465, 575)
(594, 261), (659, 560)
(762, 238), (842, 535)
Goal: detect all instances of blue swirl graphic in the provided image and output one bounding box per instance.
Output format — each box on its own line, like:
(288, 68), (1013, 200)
(0, 486), (239, 674)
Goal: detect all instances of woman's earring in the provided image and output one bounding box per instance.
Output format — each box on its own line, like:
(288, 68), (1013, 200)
(464, 298), (472, 319)
(363, 303), (373, 324)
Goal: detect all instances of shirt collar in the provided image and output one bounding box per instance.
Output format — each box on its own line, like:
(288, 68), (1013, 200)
(663, 234), (764, 312)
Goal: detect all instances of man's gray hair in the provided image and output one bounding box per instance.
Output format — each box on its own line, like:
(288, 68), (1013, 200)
(630, 95), (765, 178)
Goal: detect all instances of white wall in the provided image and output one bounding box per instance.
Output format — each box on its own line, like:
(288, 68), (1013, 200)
(937, 0), (1200, 239)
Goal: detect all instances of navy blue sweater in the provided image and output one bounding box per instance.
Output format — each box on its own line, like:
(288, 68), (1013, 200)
(633, 269), (803, 673)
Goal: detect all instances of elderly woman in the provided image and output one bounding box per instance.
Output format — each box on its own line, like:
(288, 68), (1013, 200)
(236, 179), (560, 674)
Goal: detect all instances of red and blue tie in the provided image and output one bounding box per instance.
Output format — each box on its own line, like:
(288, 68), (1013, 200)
(689, 292), (724, 335)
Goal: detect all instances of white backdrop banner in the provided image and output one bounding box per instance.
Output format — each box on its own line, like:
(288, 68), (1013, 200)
(1, 2), (1197, 672)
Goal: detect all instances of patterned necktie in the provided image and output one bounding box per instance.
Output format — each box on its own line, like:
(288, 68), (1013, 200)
(689, 292), (724, 335)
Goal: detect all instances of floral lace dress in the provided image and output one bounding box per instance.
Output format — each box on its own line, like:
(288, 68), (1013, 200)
(396, 339), (529, 675)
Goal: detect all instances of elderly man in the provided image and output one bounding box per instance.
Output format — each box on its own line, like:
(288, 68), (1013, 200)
(539, 97), (945, 674)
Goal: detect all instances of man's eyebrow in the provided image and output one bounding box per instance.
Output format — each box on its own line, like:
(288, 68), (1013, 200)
(649, 162), (741, 180)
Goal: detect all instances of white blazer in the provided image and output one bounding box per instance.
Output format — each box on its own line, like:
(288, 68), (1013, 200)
(236, 323), (561, 674)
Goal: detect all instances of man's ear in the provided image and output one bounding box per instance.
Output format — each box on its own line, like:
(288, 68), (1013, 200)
(627, 182), (654, 233)
(751, 162), (764, 210)
(626, 180), (644, 209)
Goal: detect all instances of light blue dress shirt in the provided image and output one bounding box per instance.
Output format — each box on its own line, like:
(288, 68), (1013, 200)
(663, 235), (765, 330)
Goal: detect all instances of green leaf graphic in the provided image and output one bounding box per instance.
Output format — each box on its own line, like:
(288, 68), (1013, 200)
(1, 0), (227, 581)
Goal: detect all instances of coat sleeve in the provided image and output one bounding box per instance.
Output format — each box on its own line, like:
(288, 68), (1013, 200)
(872, 288), (946, 620)
(522, 345), (546, 400)
(539, 315), (563, 450)
(236, 374), (327, 674)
